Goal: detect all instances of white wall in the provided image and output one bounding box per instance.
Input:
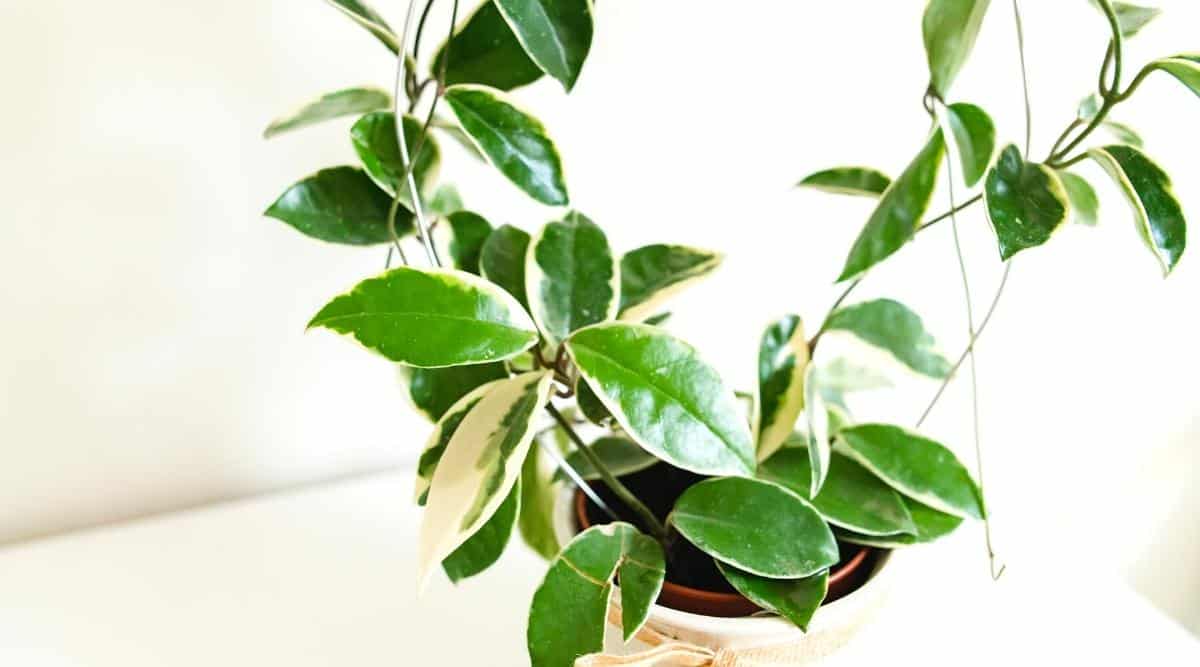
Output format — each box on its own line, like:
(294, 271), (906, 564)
(1, 0), (1198, 632)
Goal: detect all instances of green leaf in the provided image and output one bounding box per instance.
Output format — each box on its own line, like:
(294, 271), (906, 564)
(444, 84), (569, 206)
(518, 442), (562, 560)
(351, 112), (441, 208)
(528, 523), (665, 665)
(837, 497), (963, 547)
(671, 477), (838, 579)
(407, 362), (508, 422)
(1102, 121), (1143, 147)
(445, 211), (494, 274)
(414, 380), (499, 505)
(824, 299), (951, 378)
(755, 315), (810, 462)
(527, 213), (619, 346)
(795, 167), (891, 197)
(442, 477), (520, 583)
(323, 0), (400, 53)
(837, 423), (983, 520)
(942, 102), (995, 187)
(759, 447), (916, 537)
(812, 357), (892, 393)
(308, 267), (539, 367)
(984, 145), (1069, 260)
(480, 224), (533, 309)
(494, 0), (594, 91)
(1078, 93), (1102, 121)
(837, 130), (946, 281)
(1059, 172), (1100, 227)
(554, 436), (657, 483)
(431, 0), (544, 91)
(1090, 1), (1162, 38)
(574, 380), (611, 425)
(618, 245), (723, 322)
(264, 166), (412, 245)
(643, 312), (671, 327)
(263, 87), (391, 139)
(429, 184), (465, 216)
(567, 323), (755, 477)
(1088, 145), (1187, 275)
(418, 371), (554, 587)
(802, 364), (830, 497)
(716, 564), (828, 632)
(1144, 55), (1200, 101)
(922, 0), (992, 97)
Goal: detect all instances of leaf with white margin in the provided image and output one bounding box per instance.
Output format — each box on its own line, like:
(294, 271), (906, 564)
(1143, 55), (1200, 101)
(941, 102), (995, 187)
(494, 0), (594, 91)
(1089, 0), (1161, 38)
(350, 111), (441, 207)
(795, 167), (891, 197)
(836, 497), (963, 547)
(984, 145), (1069, 260)
(263, 86), (391, 138)
(618, 245), (722, 322)
(417, 371), (554, 588)
(526, 212), (619, 346)
(442, 478), (520, 583)
(1059, 172), (1100, 227)
(823, 299), (951, 378)
(803, 364), (830, 497)
(716, 564), (828, 631)
(567, 323), (755, 476)
(755, 315), (809, 462)
(413, 379), (504, 505)
(1088, 145), (1187, 275)
(922, 0), (992, 97)
(308, 267), (539, 368)
(323, 0), (400, 53)
(527, 522), (665, 666)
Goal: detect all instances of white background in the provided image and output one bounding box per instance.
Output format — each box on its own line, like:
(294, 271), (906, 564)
(1, 0), (1197, 635)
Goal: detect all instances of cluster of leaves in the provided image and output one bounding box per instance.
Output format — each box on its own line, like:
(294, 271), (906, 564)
(264, 1), (1193, 665)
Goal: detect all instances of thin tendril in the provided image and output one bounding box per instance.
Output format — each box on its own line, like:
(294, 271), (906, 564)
(1012, 0), (1032, 156)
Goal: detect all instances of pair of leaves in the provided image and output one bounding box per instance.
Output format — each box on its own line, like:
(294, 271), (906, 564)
(822, 299), (952, 378)
(527, 523), (665, 667)
(526, 212), (619, 346)
(755, 315), (810, 464)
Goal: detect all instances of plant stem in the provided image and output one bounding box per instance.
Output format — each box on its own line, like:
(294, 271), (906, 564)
(1046, 0), (1125, 165)
(546, 404), (670, 541)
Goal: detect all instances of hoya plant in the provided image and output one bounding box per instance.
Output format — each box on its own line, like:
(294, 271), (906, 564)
(264, 0), (1193, 664)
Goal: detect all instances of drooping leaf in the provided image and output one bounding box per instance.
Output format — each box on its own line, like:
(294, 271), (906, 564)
(755, 315), (809, 462)
(759, 447), (916, 537)
(480, 224), (533, 309)
(823, 299), (951, 378)
(518, 441), (562, 560)
(429, 183), (465, 216)
(554, 436), (657, 483)
(1144, 55), (1200, 101)
(984, 144), (1069, 260)
(444, 84), (569, 205)
(308, 267), (539, 367)
(574, 380), (611, 425)
(1089, 1), (1162, 38)
(716, 564), (828, 632)
(1059, 172), (1100, 227)
(802, 364), (830, 497)
(263, 87), (391, 138)
(1102, 121), (1143, 147)
(442, 478), (520, 582)
(527, 523), (665, 666)
(414, 380), (500, 505)
(837, 423), (983, 520)
(494, 0), (594, 91)
(1088, 145), (1187, 275)
(618, 245), (723, 322)
(417, 371), (554, 587)
(567, 323), (755, 477)
(942, 102), (995, 186)
(431, 0), (544, 91)
(795, 168), (891, 197)
(445, 210), (494, 274)
(671, 477), (838, 579)
(922, 0), (993, 97)
(264, 166), (412, 244)
(838, 130), (946, 281)
(350, 112), (441, 208)
(526, 212), (619, 346)
(323, 0), (400, 53)
(836, 497), (963, 547)
(407, 362), (509, 422)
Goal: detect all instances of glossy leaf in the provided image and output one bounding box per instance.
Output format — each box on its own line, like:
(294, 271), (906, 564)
(567, 323), (755, 477)
(480, 224), (532, 309)
(417, 371), (554, 588)
(414, 380), (499, 505)
(308, 267), (539, 367)
(824, 299), (951, 378)
(407, 362), (508, 422)
(574, 380), (611, 425)
(1059, 172), (1100, 227)
(429, 184), (465, 216)
(837, 498), (963, 547)
(264, 166), (411, 245)
(1088, 145), (1187, 275)
(444, 84), (569, 206)
(795, 167), (891, 197)
(554, 436), (657, 483)
(618, 245), (722, 322)
(717, 564), (828, 632)
(442, 478), (520, 583)
(263, 87), (391, 138)
(837, 423), (983, 520)
(1090, 1), (1161, 38)
(494, 0), (594, 91)
(671, 477), (838, 579)
(802, 364), (830, 497)
(984, 145), (1069, 260)
(838, 130), (945, 281)
(922, 0), (993, 96)
(759, 448), (916, 537)
(755, 315), (809, 462)
(527, 523), (665, 666)
(1145, 55), (1200, 101)
(431, 1), (543, 91)
(526, 213), (619, 346)
(445, 211), (494, 274)
(943, 102), (995, 186)
(519, 437), (563, 560)
(350, 112), (441, 207)
(324, 0), (400, 53)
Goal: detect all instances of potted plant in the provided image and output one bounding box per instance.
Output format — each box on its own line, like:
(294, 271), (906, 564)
(263, 0), (1195, 664)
